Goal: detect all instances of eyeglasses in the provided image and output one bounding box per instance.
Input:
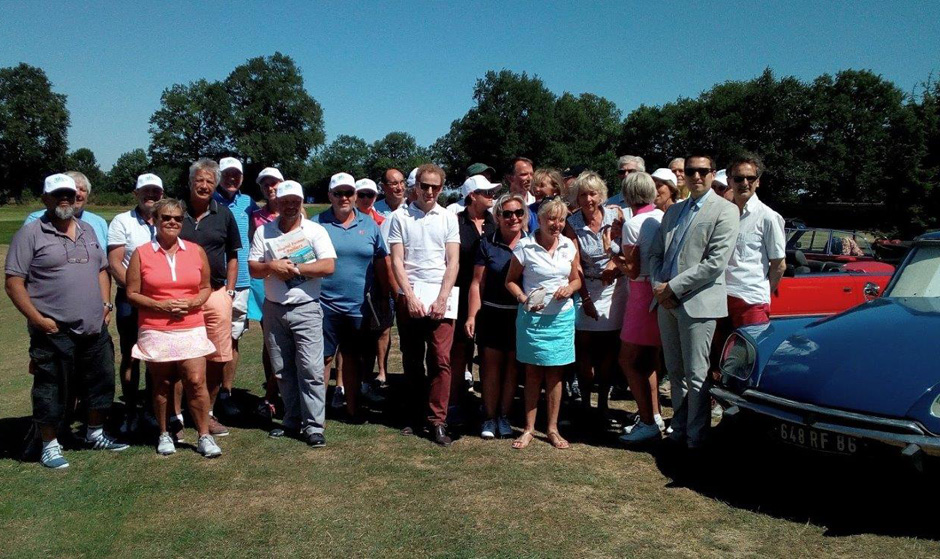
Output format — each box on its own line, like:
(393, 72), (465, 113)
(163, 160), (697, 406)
(475, 189), (497, 198)
(500, 209), (526, 219)
(617, 168), (637, 176)
(357, 191), (376, 199)
(418, 182), (442, 192)
(731, 175), (759, 184)
(160, 214), (184, 223)
(61, 238), (90, 264)
(332, 190), (355, 198)
(684, 167), (714, 178)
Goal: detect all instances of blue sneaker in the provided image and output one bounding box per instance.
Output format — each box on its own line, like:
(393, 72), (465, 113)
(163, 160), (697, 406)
(87, 432), (130, 452)
(40, 443), (69, 469)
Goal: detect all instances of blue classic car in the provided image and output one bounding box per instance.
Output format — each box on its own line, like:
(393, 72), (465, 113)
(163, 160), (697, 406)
(713, 231), (940, 465)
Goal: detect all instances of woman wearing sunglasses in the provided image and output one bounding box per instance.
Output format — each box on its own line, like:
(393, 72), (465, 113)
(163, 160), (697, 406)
(464, 193), (526, 439)
(355, 178), (385, 226)
(125, 198), (221, 458)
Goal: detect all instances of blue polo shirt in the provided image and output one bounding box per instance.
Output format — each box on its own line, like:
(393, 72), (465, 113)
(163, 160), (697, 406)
(213, 189), (259, 289)
(25, 209), (109, 248)
(317, 208), (388, 316)
(475, 229), (527, 308)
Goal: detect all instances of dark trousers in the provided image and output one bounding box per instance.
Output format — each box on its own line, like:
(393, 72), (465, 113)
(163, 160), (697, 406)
(29, 326), (115, 427)
(396, 308), (455, 427)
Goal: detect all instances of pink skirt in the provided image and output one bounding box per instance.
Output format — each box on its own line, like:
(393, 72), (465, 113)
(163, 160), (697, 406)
(132, 327), (217, 363)
(620, 280), (661, 347)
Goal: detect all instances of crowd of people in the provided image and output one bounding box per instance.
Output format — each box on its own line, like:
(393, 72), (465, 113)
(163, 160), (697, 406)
(4, 149), (786, 468)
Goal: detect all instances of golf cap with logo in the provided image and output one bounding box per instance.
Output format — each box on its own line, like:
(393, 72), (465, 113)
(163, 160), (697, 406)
(460, 175), (501, 197)
(328, 172), (356, 192)
(43, 173), (77, 194)
(713, 169), (728, 188)
(355, 179), (378, 194)
(136, 173), (164, 191)
(276, 180), (304, 199)
(219, 157), (243, 174)
(651, 168), (677, 187)
(256, 167), (284, 186)
(466, 162), (496, 177)
(406, 168), (419, 188)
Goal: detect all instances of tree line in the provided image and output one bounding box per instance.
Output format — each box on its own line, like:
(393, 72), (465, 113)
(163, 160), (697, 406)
(1, 53), (938, 236)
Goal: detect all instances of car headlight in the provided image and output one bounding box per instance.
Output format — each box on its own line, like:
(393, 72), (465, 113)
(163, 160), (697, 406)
(720, 332), (757, 381)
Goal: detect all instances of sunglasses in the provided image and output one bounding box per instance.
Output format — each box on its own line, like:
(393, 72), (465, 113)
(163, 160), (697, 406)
(357, 191), (376, 199)
(500, 209), (526, 219)
(617, 169), (636, 176)
(732, 175), (759, 184)
(475, 189), (497, 198)
(684, 167), (714, 178)
(332, 190), (355, 198)
(160, 214), (184, 223)
(418, 182), (443, 191)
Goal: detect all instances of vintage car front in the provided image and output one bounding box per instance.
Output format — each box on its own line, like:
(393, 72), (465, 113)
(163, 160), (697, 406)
(713, 233), (940, 463)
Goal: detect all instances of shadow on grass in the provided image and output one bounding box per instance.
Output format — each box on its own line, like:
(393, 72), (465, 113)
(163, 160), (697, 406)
(646, 419), (940, 541)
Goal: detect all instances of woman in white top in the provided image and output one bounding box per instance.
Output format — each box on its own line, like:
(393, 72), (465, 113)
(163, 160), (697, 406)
(505, 198), (581, 450)
(607, 172), (666, 444)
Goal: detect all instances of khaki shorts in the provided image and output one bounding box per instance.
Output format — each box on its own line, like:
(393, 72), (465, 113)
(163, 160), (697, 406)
(203, 287), (233, 362)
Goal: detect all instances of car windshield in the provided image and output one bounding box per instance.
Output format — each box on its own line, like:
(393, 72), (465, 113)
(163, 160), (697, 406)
(886, 245), (940, 297)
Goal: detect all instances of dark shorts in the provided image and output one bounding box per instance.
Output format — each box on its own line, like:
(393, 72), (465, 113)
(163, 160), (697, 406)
(323, 306), (377, 358)
(30, 327), (115, 426)
(115, 288), (139, 356)
(475, 305), (518, 353)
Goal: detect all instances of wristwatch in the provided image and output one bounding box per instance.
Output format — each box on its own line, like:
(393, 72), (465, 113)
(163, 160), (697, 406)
(227, 290), (237, 298)
(103, 302), (114, 312)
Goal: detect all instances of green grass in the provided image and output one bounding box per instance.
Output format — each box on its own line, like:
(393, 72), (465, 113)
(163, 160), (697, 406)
(1, 243), (939, 557)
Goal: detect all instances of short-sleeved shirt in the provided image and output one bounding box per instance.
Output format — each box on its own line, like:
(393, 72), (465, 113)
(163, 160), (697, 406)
(180, 199), (242, 289)
(726, 194), (786, 305)
(317, 208), (388, 316)
(621, 205), (664, 279)
(386, 202), (460, 286)
(511, 235), (577, 315)
(567, 206), (621, 279)
(214, 190), (259, 290)
(5, 217), (107, 335)
(248, 218), (337, 305)
(373, 197), (402, 217)
(456, 210), (497, 292)
(135, 239), (205, 331)
(108, 208), (156, 271)
(26, 209), (108, 247)
(476, 229), (526, 309)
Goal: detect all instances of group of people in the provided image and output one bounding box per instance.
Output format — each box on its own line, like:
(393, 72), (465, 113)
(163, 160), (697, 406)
(5, 148), (785, 468)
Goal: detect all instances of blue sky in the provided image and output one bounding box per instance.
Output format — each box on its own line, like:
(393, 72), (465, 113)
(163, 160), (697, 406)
(2, 1), (939, 170)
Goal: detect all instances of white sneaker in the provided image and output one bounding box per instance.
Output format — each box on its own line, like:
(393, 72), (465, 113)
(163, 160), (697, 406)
(497, 416), (512, 438)
(619, 421), (662, 444)
(481, 419), (496, 440)
(156, 432), (176, 455)
(197, 435), (222, 458)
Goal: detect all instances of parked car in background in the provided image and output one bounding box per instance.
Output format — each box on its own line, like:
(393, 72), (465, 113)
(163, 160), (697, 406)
(786, 227), (879, 264)
(714, 231), (940, 469)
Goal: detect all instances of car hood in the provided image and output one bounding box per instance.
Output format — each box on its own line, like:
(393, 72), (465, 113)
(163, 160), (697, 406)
(755, 297), (940, 417)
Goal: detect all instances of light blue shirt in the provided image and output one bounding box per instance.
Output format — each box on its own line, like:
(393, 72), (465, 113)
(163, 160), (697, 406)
(317, 208), (388, 317)
(663, 189), (712, 281)
(25, 209), (109, 247)
(213, 189), (259, 289)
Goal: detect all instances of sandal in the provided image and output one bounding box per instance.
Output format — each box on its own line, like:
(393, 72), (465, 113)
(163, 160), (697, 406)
(547, 431), (570, 449)
(512, 431), (535, 450)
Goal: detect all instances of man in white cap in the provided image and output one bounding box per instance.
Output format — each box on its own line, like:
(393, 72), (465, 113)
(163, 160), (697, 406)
(107, 172), (164, 435)
(249, 180), (336, 447)
(404, 167), (419, 204)
(6, 174), (128, 469)
(212, 157), (259, 418)
(711, 169), (733, 201)
(24, 171), (108, 247)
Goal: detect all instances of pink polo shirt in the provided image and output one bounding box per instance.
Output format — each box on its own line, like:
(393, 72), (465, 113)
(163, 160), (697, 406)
(136, 239), (205, 331)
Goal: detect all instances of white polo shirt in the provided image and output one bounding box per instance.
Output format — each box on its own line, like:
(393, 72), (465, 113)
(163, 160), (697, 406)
(108, 208), (156, 270)
(387, 202), (460, 286)
(511, 235), (577, 315)
(725, 194), (786, 305)
(248, 218), (337, 305)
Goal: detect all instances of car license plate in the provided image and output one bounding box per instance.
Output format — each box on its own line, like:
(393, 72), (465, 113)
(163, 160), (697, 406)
(774, 421), (858, 455)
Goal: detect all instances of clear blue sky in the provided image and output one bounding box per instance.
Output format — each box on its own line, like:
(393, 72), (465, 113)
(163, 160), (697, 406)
(2, 0), (939, 170)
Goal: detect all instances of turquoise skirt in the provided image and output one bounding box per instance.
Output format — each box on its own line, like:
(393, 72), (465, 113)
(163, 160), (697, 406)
(515, 306), (576, 366)
(247, 278), (265, 322)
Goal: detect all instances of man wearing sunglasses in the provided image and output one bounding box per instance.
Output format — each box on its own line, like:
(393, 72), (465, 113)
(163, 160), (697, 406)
(649, 154), (739, 452)
(608, 155), (645, 209)
(6, 174), (128, 469)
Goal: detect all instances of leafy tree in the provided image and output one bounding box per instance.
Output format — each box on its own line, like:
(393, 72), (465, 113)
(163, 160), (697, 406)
(148, 79), (231, 170)
(105, 149), (150, 194)
(547, 92), (621, 181)
(367, 131), (428, 181)
(304, 135), (371, 201)
(0, 63), (69, 200)
(65, 148), (107, 192)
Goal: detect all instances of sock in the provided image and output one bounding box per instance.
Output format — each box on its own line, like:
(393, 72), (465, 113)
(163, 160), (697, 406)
(653, 414), (663, 423)
(86, 425), (103, 441)
(174, 414), (184, 424)
(209, 411), (215, 418)
(42, 438), (59, 451)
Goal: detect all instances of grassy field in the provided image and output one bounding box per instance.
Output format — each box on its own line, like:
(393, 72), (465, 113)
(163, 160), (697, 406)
(1, 205), (939, 557)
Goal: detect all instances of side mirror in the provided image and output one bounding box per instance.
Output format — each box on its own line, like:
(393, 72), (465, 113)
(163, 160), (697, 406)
(864, 282), (881, 300)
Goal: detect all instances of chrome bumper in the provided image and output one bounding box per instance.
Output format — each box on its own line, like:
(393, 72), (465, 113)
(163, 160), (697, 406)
(711, 386), (940, 458)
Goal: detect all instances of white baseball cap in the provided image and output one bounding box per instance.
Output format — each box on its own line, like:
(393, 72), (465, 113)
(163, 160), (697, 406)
(713, 169), (728, 187)
(355, 179), (378, 194)
(43, 173), (77, 194)
(136, 173), (164, 191)
(329, 172), (356, 191)
(460, 175), (501, 197)
(651, 168), (677, 187)
(256, 167), (284, 186)
(219, 157), (243, 173)
(406, 167), (419, 188)
(276, 180), (304, 199)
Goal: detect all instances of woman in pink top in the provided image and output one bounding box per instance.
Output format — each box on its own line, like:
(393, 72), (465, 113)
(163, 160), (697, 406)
(126, 198), (220, 458)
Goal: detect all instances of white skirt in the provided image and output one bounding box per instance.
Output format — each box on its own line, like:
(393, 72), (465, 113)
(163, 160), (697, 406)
(132, 327), (217, 363)
(575, 276), (628, 332)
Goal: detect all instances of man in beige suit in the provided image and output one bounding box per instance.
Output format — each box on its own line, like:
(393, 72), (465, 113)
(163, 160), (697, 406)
(649, 154), (739, 450)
